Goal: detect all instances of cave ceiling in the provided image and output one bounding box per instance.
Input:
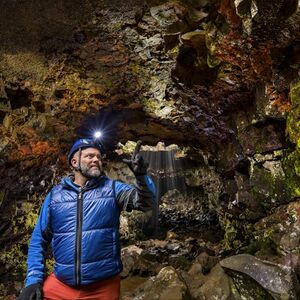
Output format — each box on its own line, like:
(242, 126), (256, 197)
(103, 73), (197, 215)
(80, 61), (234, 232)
(0, 0), (299, 170)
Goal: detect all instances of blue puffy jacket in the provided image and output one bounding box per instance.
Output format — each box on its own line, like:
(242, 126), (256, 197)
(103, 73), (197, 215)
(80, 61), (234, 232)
(25, 175), (155, 287)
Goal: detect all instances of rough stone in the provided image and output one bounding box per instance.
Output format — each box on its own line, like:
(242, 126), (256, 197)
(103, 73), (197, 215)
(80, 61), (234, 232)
(180, 30), (206, 49)
(249, 153), (291, 207)
(197, 263), (236, 300)
(220, 254), (300, 299)
(194, 252), (220, 275)
(253, 201), (300, 255)
(121, 245), (145, 278)
(128, 266), (190, 300)
(150, 2), (190, 33)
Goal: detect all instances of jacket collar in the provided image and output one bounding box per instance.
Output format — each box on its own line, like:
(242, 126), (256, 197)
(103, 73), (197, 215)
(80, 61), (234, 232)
(61, 175), (107, 192)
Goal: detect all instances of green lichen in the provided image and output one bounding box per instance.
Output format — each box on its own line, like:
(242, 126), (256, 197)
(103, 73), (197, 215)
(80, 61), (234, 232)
(142, 98), (161, 113)
(287, 80), (300, 144)
(168, 45), (180, 58)
(223, 216), (238, 250)
(245, 225), (281, 257)
(230, 281), (240, 297)
(250, 165), (288, 207)
(297, 138), (300, 150)
(205, 19), (230, 64)
(46, 258), (54, 275)
(230, 272), (274, 299)
(0, 240), (27, 276)
(117, 140), (138, 154)
(207, 52), (221, 68)
(283, 152), (300, 197)
(256, 230), (281, 256)
(0, 200), (54, 297)
(205, 22), (219, 55)
(2, 201), (41, 280)
(217, 63), (233, 79)
(16, 203), (39, 231)
(195, 55), (208, 69)
(130, 63), (150, 92)
(283, 80), (300, 197)
(25, 210), (39, 230)
(130, 63), (144, 75)
(151, 7), (179, 28)
(0, 101), (10, 110)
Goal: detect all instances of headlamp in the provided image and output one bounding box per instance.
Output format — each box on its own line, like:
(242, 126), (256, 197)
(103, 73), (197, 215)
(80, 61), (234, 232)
(68, 131), (105, 167)
(94, 131), (102, 139)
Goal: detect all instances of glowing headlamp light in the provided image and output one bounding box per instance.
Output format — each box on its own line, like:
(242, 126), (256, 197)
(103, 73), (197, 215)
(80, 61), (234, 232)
(94, 131), (102, 139)
(92, 130), (105, 155)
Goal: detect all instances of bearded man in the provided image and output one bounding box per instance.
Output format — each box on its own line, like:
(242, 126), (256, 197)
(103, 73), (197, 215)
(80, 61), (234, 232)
(19, 138), (155, 300)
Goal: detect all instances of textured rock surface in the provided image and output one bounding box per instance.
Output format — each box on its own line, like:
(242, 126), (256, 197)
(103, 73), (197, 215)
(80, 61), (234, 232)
(220, 254), (300, 299)
(196, 263), (235, 300)
(1, 0), (300, 298)
(125, 266), (190, 300)
(121, 245), (145, 278)
(252, 201), (300, 255)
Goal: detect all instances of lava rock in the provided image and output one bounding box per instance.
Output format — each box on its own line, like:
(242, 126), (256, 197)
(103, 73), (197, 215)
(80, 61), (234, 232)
(220, 254), (300, 299)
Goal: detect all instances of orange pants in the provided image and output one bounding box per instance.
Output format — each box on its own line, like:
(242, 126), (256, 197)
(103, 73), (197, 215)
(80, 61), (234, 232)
(43, 273), (120, 300)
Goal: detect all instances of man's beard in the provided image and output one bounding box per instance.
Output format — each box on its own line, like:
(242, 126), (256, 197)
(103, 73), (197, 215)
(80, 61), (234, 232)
(81, 164), (102, 179)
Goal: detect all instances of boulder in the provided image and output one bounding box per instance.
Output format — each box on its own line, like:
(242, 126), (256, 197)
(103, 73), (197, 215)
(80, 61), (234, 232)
(197, 263), (237, 300)
(121, 245), (144, 278)
(253, 201), (300, 255)
(220, 254), (300, 299)
(180, 31), (206, 49)
(127, 266), (190, 300)
(194, 252), (220, 274)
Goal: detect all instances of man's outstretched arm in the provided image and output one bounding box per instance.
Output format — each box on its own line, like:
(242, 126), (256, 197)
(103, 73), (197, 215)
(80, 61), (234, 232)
(115, 174), (156, 212)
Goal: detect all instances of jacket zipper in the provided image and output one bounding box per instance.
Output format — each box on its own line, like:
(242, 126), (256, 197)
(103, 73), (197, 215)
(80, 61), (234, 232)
(75, 189), (83, 286)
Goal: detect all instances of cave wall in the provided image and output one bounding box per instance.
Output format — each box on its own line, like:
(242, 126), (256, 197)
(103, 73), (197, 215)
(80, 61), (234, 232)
(0, 0), (300, 296)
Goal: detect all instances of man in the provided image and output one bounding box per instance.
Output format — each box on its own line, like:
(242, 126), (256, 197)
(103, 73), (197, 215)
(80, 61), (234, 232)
(19, 138), (155, 300)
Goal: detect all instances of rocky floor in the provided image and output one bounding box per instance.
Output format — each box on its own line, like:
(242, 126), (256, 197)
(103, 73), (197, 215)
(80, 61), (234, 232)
(117, 202), (300, 300)
(2, 210), (300, 299)
(119, 227), (300, 299)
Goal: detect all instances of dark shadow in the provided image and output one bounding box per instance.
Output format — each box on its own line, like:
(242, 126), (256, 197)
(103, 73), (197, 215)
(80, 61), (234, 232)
(0, 0), (95, 52)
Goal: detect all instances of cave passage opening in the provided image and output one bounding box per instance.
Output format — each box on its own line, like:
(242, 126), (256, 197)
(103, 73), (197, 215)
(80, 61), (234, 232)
(136, 142), (188, 235)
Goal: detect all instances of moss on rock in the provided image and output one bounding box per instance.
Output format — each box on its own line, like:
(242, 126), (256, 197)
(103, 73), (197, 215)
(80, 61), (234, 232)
(251, 201), (300, 256)
(250, 161), (290, 210)
(287, 80), (300, 144)
(283, 152), (300, 197)
(284, 79), (300, 197)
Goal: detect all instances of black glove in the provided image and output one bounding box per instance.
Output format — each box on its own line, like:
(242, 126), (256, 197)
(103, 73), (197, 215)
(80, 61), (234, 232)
(18, 283), (43, 300)
(123, 140), (149, 176)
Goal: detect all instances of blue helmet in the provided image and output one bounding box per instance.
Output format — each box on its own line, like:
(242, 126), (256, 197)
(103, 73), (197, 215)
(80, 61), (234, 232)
(68, 138), (105, 166)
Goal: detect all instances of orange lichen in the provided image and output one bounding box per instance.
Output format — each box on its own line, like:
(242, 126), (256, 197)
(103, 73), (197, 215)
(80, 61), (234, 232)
(213, 30), (273, 81)
(10, 140), (59, 162)
(218, 0), (242, 29)
(18, 145), (32, 156)
(250, 45), (273, 78)
(30, 141), (58, 156)
(266, 84), (291, 113)
(20, 126), (38, 139)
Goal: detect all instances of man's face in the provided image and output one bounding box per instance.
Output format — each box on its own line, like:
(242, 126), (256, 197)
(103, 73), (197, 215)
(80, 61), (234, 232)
(72, 147), (103, 178)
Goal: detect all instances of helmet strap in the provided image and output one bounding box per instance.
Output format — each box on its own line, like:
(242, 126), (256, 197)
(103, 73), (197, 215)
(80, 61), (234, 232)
(74, 148), (82, 172)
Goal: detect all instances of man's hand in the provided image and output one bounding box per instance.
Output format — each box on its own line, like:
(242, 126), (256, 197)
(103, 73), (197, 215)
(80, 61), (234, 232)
(18, 283), (43, 300)
(123, 140), (149, 176)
